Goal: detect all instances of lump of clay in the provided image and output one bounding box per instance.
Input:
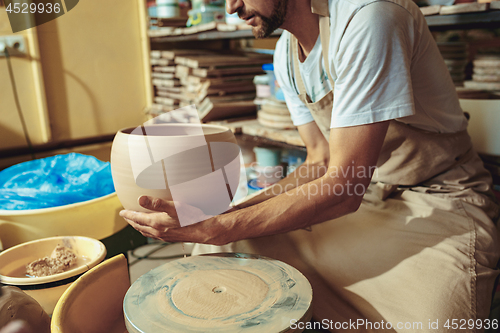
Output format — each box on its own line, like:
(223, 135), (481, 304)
(0, 286), (50, 333)
(26, 245), (77, 277)
(50, 244), (77, 268)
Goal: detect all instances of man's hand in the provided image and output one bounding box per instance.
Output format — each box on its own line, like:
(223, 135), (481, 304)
(121, 121), (390, 245)
(119, 196), (228, 245)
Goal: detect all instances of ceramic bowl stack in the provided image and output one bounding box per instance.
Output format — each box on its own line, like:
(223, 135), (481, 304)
(437, 42), (468, 87)
(257, 99), (295, 130)
(464, 53), (500, 91)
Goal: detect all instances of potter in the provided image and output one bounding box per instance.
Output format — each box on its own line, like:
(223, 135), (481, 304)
(111, 122), (243, 226)
(121, 0), (500, 329)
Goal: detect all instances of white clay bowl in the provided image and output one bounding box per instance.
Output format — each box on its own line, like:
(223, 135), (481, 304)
(110, 124), (241, 220)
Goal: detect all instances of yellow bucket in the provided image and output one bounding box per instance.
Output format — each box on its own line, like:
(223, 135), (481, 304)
(0, 236), (107, 315)
(0, 192), (126, 250)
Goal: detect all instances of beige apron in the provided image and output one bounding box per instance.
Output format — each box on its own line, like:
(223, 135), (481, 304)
(290, 1), (499, 220)
(194, 1), (500, 330)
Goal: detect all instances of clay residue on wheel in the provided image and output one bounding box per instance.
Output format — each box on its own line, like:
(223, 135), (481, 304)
(25, 245), (77, 277)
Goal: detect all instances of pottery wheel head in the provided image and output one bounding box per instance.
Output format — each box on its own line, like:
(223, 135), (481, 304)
(124, 254), (313, 333)
(170, 269), (269, 319)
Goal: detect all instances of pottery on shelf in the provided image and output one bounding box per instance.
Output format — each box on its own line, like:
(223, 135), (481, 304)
(0, 193), (125, 250)
(110, 123), (242, 226)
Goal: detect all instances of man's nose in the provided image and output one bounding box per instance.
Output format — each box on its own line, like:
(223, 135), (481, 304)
(226, 0), (243, 15)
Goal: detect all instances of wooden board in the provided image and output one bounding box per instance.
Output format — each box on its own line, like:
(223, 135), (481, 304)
(474, 58), (500, 68)
(464, 80), (500, 90)
(172, 94), (256, 110)
(155, 86), (183, 93)
(456, 87), (495, 99)
(439, 3), (489, 15)
(152, 72), (175, 79)
(186, 21), (218, 34)
(440, 52), (468, 60)
(258, 117), (296, 130)
(201, 84), (257, 97)
(258, 110), (292, 123)
(261, 100), (290, 115)
(153, 65), (177, 73)
(157, 92), (192, 104)
(150, 17), (188, 27)
(474, 67), (500, 75)
(437, 42), (467, 53)
(192, 66), (265, 78)
(148, 22), (254, 38)
(124, 254), (312, 333)
(199, 93), (256, 104)
(154, 96), (181, 106)
(199, 100), (257, 122)
(187, 75), (257, 86)
(175, 65), (191, 78)
(223, 119), (305, 147)
(490, 1), (500, 9)
(161, 49), (215, 60)
(184, 83), (257, 103)
(148, 104), (178, 114)
(179, 55), (272, 69)
(420, 5), (442, 16)
(216, 24), (238, 32)
(472, 73), (500, 82)
(152, 78), (182, 88)
(151, 58), (174, 66)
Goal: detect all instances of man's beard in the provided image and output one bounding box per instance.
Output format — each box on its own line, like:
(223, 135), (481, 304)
(240, 0), (287, 39)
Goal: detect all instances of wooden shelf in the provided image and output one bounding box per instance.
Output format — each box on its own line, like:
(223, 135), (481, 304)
(150, 10), (500, 42)
(239, 133), (306, 152)
(425, 10), (500, 31)
(210, 119), (306, 151)
(150, 27), (283, 43)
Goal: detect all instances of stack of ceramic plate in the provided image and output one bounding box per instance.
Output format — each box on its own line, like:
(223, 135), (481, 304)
(437, 42), (468, 87)
(464, 53), (500, 91)
(257, 99), (295, 130)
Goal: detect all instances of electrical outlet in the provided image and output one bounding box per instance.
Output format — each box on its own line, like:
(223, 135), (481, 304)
(0, 35), (26, 57)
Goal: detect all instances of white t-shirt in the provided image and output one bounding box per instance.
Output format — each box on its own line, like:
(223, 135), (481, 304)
(273, 0), (468, 133)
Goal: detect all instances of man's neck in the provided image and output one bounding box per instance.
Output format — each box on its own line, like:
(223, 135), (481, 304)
(281, 0), (320, 60)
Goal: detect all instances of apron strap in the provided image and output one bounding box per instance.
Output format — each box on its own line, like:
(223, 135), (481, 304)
(290, 0), (335, 99)
(319, 16), (335, 87)
(311, 0), (330, 16)
(291, 36), (310, 99)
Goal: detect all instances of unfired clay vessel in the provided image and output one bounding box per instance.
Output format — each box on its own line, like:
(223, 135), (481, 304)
(110, 124), (240, 220)
(0, 286), (50, 333)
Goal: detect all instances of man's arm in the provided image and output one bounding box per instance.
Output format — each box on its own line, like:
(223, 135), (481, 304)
(120, 120), (389, 245)
(236, 121), (330, 209)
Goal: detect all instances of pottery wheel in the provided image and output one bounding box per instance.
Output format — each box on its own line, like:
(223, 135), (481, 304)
(124, 253), (313, 333)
